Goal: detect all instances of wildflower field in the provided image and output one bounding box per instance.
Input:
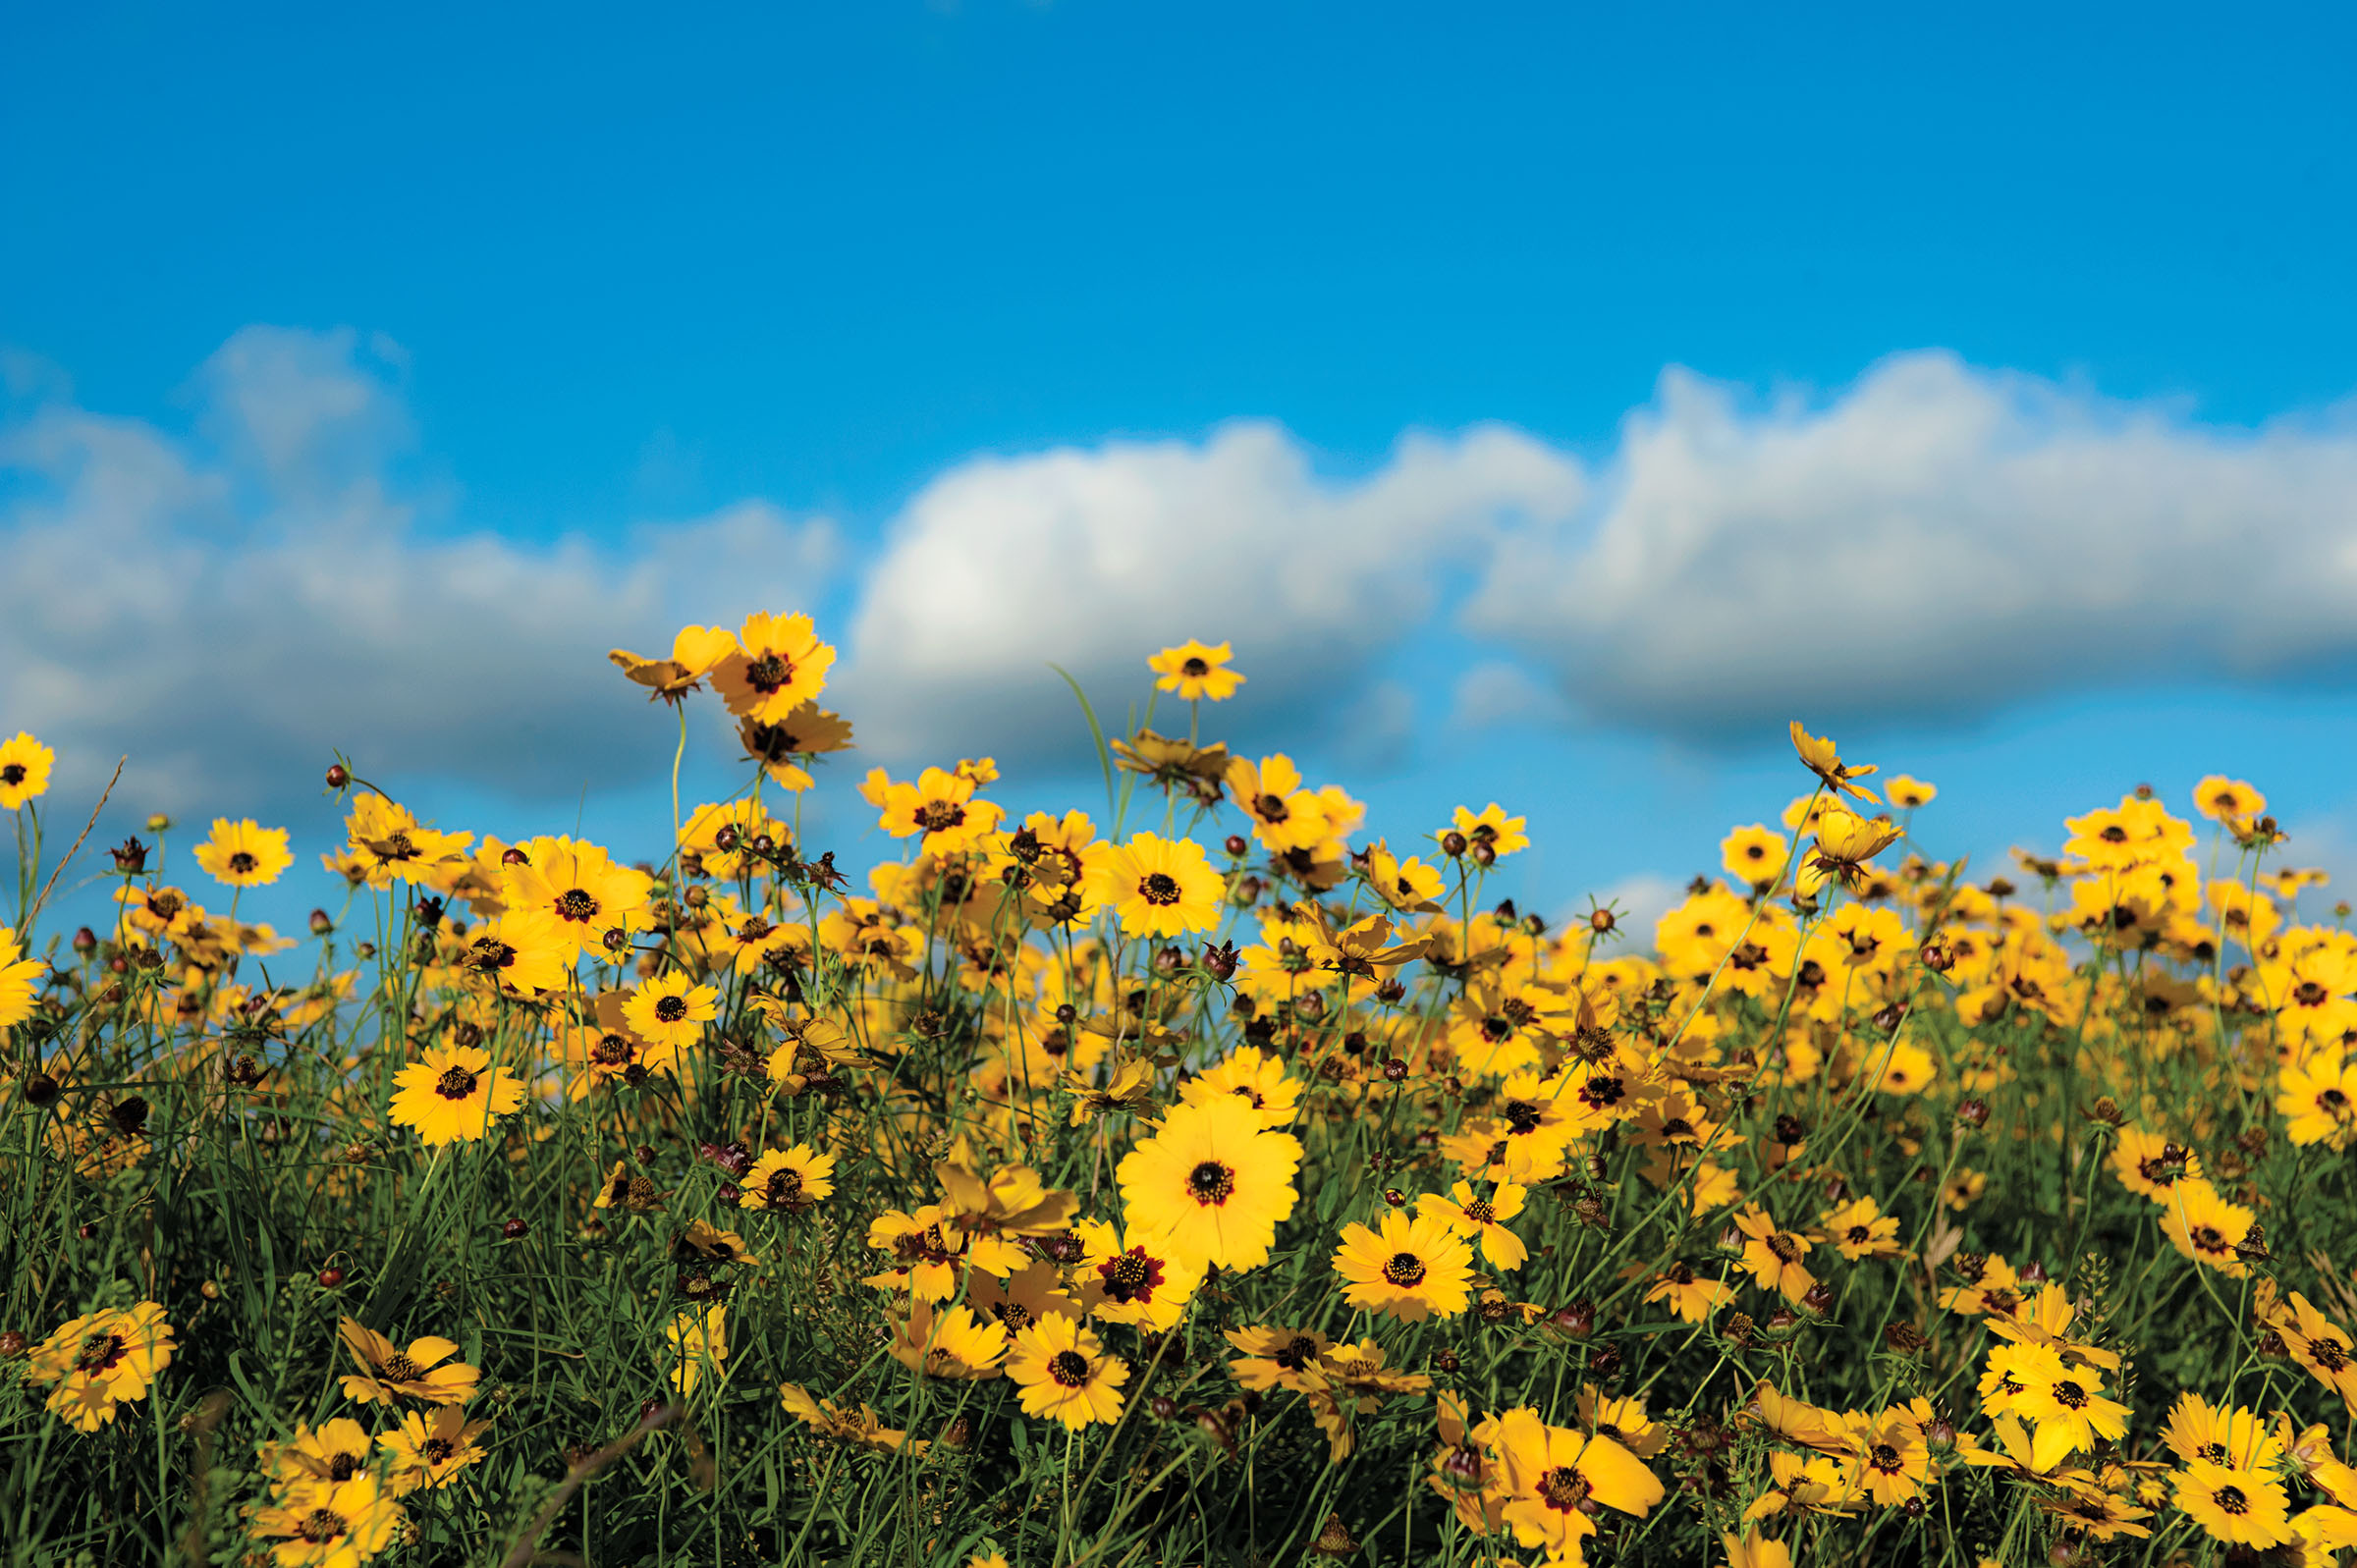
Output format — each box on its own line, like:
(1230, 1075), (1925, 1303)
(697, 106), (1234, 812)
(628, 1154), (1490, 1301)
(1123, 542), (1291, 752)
(7, 618), (2357, 1568)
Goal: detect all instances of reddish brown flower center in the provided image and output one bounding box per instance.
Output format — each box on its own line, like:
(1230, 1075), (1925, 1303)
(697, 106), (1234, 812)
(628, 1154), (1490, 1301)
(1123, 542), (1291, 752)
(1382, 1252), (1427, 1287)
(1140, 872), (1181, 905)
(1187, 1161), (1234, 1205)
(1048, 1350), (1091, 1387)
(435, 1067), (479, 1100)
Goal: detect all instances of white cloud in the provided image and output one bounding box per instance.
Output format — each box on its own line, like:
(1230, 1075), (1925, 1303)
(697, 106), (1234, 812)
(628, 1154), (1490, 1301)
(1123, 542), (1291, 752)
(1567, 872), (1685, 952)
(1467, 351), (2357, 733)
(0, 327), (836, 818)
(1450, 660), (1569, 730)
(838, 419), (1585, 761)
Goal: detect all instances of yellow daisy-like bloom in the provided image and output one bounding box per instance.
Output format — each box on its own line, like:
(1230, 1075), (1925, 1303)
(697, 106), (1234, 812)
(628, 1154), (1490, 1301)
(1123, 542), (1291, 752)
(2279, 1054), (2357, 1149)
(876, 766), (1005, 853)
(1884, 774), (1938, 808)
(608, 623), (740, 701)
(621, 970), (719, 1052)
(336, 1318), (481, 1406)
(344, 793), (473, 890)
(192, 817), (294, 888)
(1178, 1044), (1303, 1127)
(1492, 1407), (1665, 1564)
(0, 730), (54, 810)
(1117, 1094), (1302, 1271)
(248, 1475), (406, 1568)
(1333, 1208), (1475, 1322)
(1731, 1205), (1818, 1302)
(1787, 721), (1881, 803)
(261, 1419), (376, 1489)
(0, 925), (45, 1030)
(1643, 1261), (1736, 1324)
(1365, 841), (1445, 912)
(1720, 823), (1789, 886)
(25, 1301), (176, 1432)
(1006, 1314), (1130, 1430)
(378, 1404), (493, 1494)
(2175, 1458), (2293, 1547)
(2193, 774), (2267, 825)
(389, 1044), (526, 1147)
(2162, 1178), (2255, 1276)
(1072, 1217), (1203, 1331)
(1417, 1180), (1530, 1271)
(889, 1301), (1009, 1380)
(740, 1143), (838, 1213)
(500, 837), (652, 957)
(1225, 753), (1330, 853)
(1225, 1325), (1334, 1391)
(2109, 1125), (2201, 1202)
(1449, 802), (1529, 860)
(710, 611), (836, 723)
(1148, 638), (1244, 701)
(667, 1303), (728, 1397)
(1086, 832), (1224, 938)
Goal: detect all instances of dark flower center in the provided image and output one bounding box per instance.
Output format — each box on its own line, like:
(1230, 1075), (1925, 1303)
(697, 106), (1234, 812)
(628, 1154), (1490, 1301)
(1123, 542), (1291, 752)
(744, 652), (792, 694)
(327, 1453), (360, 1481)
(1256, 793), (1288, 822)
(1100, 1248), (1161, 1303)
(765, 1167), (804, 1206)
(424, 1437), (456, 1463)
(655, 996), (688, 1022)
(555, 889), (598, 922)
(1463, 1200), (1496, 1225)
(1764, 1233), (1799, 1263)
(1182, 657), (1209, 676)
(229, 851), (258, 874)
(298, 1509), (348, 1543)
(1276, 1334), (1319, 1371)
(1538, 1467), (1589, 1512)
(914, 800), (966, 834)
(1140, 872), (1182, 905)
(1870, 1442), (1902, 1473)
(1187, 1161), (1234, 1205)
(1847, 1224), (1871, 1244)
(1048, 1350), (1091, 1388)
(0, 765), (23, 785)
(435, 1066), (480, 1100)
(380, 1352), (426, 1381)
(2052, 1380), (2087, 1409)
(1382, 1252), (1427, 1286)
(1502, 1100), (1543, 1134)
(2217, 1485), (2249, 1515)
(592, 1033), (634, 1066)
(2314, 1337), (2349, 1372)
(74, 1331), (126, 1374)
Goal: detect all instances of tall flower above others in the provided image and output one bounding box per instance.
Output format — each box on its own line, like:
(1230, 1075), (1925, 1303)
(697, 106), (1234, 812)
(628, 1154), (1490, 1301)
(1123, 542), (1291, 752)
(711, 611), (836, 723)
(609, 622), (739, 702)
(193, 818), (294, 888)
(1117, 1094), (1302, 1271)
(1788, 722), (1881, 803)
(1087, 833), (1224, 938)
(0, 731), (54, 811)
(390, 1044), (527, 1147)
(1147, 639), (1244, 702)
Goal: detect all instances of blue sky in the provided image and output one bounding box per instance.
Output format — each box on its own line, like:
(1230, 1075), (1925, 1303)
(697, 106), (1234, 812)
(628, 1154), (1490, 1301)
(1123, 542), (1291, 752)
(7, 1), (2357, 937)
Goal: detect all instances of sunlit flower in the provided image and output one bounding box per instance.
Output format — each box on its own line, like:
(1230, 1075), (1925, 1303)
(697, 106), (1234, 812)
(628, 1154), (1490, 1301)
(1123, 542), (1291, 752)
(1148, 639), (1244, 701)
(1117, 1095), (1302, 1271)
(389, 1044), (527, 1147)
(1006, 1314), (1129, 1430)
(193, 818), (293, 888)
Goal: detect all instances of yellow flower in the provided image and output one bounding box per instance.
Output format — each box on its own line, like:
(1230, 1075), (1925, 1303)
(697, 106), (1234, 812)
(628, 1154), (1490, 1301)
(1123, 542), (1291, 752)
(1225, 1324), (1333, 1391)
(780, 1382), (927, 1453)
(740, 1144), (837, 1214)
(2175, 1458), (2292, 1547)
(1492, 1407), (1665, 1563)
(667, 1303), (728, 1397)
(378, 1404), (493, 1493)
(1788, 722), (1881, 803)
(1448, 802), (1528, 860)
(0, 925), (44, 1030)
(1072, 1217), (1202, 1331)
(192, 818), (293, 888)
(621, 971), (718, 1051)
(609, 623), (740, 701)
(500, 837), (651, 958)
(1178, 1044), (1303, 1127)
(1086, 832), (1225, 938)
(1147, 638), (1244, 701)
(0, 731), (54, 810)
(260, 1419), (376, 1489)
(1007, 1313), (1129, 1430)
(2193, 774), (2267, 825)
(344, 794), (472, 889)
(1117, 1095), (1302, 1271)
(875, 765), (1005, 852)
(389, 1044), (526, 1146)
(1884, 774), (1937, 808)
(1364, 840), (1445, 912)
(889, 1301), (1009, 1380)
(25, 1301), (175, 1432)
(2162, 1178), (2254, 1276)
(336, 1318), (480, 1405)
(1417, 1180), (1530, 1271)
(709, 611), (835, 722)
(1720, 824), (1789, 886)
(249, 1474), (406, 1567)
(1224, 754), (1330, 853)
(737, 703), (854, 791)
(1731, 1206), (1817, 1302)
(1334, 1208), (1475, 1322)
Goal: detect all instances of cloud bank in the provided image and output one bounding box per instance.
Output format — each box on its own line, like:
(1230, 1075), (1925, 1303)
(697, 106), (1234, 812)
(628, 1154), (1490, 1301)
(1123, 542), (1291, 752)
(10, 329), (2357, 819)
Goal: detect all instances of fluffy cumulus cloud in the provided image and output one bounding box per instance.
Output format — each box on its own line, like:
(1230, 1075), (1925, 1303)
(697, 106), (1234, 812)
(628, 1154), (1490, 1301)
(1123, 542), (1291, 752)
(838, 420), (1585, 760)
(1466, 351), (2357, 734)
(0, 327), (836, 818)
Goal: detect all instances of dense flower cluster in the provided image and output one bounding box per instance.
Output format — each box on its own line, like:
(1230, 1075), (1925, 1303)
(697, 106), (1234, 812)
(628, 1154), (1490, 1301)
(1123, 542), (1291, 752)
(4, 620), (2356, 1566)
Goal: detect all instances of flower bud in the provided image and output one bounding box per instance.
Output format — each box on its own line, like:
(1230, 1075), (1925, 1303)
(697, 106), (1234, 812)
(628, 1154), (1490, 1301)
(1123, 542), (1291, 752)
(324, 764), (350, 789)
(71, 927), (96, 956)
(1441, 831), (1468, 857)
(23, 1072), (59, 1108)
(502, 1217), (529, 1240)
(1955, 1098), (1989, 1128)
(1224, 835), (1248, 858)
(317, 1267), (346, 1288)
(1382, 1058), (1408, 1084)
(145, 814), (171, 835)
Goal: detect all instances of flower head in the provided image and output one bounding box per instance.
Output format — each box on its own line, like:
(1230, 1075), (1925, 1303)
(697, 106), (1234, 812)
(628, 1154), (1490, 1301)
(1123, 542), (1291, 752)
(389, 1045), (526, 1147)
(1117, 1095), (1302, 1271)
(193, 818), (294, 888)
(1148, 639), (1244, 701)
(1006, 1314), (1129, 1430)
